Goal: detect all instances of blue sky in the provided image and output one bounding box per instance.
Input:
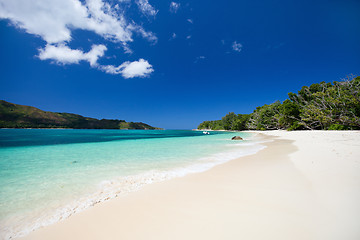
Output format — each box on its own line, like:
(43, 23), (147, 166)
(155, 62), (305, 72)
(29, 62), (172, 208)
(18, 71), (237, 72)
(1, 0), (359, 129)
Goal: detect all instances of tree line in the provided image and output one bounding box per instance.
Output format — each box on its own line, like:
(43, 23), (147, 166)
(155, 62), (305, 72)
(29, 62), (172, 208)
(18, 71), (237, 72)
(198, 75), (360, 131)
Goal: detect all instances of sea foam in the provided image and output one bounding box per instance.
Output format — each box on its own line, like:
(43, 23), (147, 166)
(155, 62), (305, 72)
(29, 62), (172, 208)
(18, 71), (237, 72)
(0, 130), (267, 239)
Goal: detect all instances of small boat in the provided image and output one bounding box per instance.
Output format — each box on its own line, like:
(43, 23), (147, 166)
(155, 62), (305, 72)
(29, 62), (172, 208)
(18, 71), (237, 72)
(203, 131), (210, 135)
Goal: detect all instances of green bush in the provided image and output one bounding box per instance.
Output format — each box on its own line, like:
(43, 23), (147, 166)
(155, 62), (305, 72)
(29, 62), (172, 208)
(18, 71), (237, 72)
(328, 124), (348, 130)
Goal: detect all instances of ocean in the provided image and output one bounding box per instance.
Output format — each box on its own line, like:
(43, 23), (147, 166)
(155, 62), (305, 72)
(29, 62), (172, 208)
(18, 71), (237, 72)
(0, 129), (265, 239)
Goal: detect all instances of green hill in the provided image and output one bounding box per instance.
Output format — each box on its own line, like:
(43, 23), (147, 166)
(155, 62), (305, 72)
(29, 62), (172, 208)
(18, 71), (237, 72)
(0, 100), (160, 129)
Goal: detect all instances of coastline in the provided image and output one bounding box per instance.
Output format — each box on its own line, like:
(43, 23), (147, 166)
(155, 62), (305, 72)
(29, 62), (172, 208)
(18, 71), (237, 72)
(1, 130), (262, 239)
(21, 130), (360, 240)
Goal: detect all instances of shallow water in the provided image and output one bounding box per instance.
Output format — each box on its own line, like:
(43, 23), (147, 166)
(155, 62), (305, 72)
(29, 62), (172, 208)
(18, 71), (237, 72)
(0, 129), (264, 239)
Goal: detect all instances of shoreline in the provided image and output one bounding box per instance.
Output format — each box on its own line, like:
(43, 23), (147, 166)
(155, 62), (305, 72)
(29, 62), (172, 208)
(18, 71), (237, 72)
(2, 131), (262, 239)
(20, 131), (360, 240)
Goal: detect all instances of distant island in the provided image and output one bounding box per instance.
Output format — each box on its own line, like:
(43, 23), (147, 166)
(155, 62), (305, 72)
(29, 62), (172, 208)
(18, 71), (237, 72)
(198, 75), (360, 131)
(0, 100), (160, 129)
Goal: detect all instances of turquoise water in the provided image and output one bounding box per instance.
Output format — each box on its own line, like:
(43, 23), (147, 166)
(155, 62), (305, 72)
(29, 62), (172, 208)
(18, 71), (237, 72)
(0, 129), (264, 239)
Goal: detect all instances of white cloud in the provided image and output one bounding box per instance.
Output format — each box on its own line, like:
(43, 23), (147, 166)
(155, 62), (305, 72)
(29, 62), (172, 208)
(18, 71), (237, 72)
(169, 32), (177, 40)
(187, 19), (193, 24)
(0, 0), (138, 44)
(120, 59), (154, 78)
(186, 35), (191, 39)
(101, 59), (154, 78)
(38, 44), (107, 66)
(136, 0), (158, 17)
(232, 41), (243, 52)
(169, 2), (180, 13)
(194, 55), (205, 63)
(131, 25), (157, 44)
(0, 0), (156, 77)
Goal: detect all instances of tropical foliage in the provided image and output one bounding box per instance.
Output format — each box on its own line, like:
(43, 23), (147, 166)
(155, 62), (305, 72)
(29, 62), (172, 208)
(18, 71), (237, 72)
(198, 75), (360, 131)
(198, 113), (250, 131)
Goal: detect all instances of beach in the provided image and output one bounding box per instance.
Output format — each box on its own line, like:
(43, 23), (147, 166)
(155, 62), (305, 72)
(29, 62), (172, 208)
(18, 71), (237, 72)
(20, 131), (360, 240)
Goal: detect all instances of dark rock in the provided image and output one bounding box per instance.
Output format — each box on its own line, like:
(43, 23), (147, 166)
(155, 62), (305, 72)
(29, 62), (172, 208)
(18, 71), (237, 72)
(231, 136), (243, 140)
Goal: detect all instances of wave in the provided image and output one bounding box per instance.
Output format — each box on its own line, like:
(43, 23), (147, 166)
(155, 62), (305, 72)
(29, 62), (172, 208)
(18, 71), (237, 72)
(1, 135), (269, 239)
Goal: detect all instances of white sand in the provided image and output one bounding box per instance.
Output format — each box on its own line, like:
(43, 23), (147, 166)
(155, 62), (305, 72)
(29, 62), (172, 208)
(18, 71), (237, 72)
(260, 130), (360, 240)
(21, 131), (360, 240)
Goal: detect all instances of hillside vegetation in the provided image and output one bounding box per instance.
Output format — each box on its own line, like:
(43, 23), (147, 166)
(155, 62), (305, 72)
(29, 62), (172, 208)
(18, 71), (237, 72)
(198, 75), (360, 131)
(0, 101), (159, 129)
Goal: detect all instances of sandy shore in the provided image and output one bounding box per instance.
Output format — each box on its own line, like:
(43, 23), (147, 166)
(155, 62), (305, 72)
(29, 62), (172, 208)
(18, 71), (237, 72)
(21, 131), (360, 240)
